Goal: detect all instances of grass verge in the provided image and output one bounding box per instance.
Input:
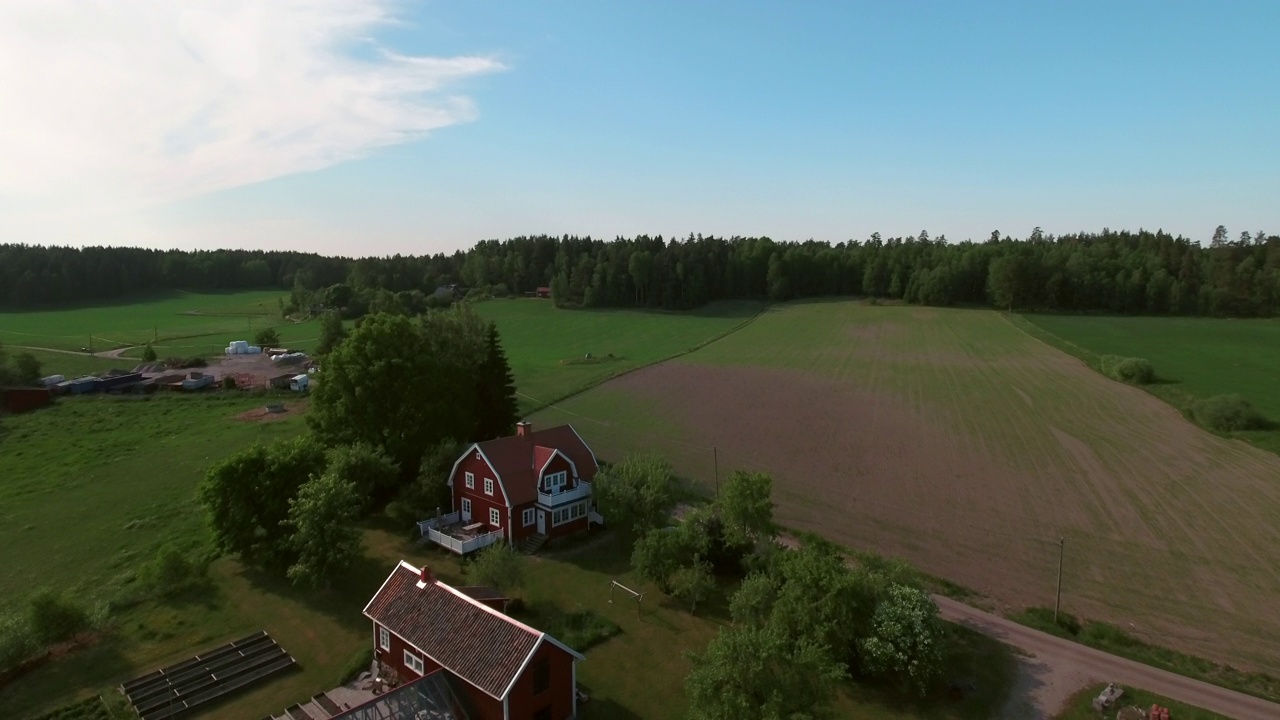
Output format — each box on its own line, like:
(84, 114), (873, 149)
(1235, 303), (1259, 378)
(1011, 608), (1280, 704)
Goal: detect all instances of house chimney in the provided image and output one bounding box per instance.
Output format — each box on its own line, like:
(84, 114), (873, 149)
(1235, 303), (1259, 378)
(516, 421), (531, 439)
(419, 565), (432, 584)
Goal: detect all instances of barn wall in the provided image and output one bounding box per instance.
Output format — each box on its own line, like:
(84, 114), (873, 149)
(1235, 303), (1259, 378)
(452, 451), (512, 539)
(508, 642), (577, 720)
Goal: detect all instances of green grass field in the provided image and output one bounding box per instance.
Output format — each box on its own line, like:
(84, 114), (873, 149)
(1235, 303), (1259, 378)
(472, 298), (763, 412)
(532, 300), (1280, 673)
(0, 290), (290, 353)
(1055, 683), (1228, 720)
(0, 393), (307, 607)
(1016, 313), (1280, 454)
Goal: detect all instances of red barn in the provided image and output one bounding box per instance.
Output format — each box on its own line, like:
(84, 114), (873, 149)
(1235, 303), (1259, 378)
(420, 422), (602, 554)
(364, 561), (584, 720)
(535, 287), (551, 298)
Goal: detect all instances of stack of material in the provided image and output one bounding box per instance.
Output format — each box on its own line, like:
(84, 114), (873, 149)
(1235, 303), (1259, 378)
(226, 340), (251, 355)
(39, 374), (66, 387)
(271, 352), (307, 365)
(1148, 705), (1171, 720)
(246, 345), (262, 354)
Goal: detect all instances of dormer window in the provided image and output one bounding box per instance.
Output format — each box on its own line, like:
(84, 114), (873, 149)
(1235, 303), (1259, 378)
(544, 470), (567, 495)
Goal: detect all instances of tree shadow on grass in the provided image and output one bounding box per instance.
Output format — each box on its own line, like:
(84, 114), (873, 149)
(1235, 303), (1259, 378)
(578, 694), (643, 720)
(234, 549), (395, 633)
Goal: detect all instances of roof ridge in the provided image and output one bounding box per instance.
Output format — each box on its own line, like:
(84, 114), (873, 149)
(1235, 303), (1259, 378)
(435, 577), (547, 640)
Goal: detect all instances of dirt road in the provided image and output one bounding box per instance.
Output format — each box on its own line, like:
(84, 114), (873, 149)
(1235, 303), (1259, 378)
(11, 344), (135, 359)
(934, 595), (1279, 719)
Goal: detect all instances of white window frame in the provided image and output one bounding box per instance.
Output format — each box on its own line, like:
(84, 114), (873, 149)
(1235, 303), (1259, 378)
(378, 625), (390, 651)
(544, 470), (567, 495)
(404, 650), (424, 675)
(484, 478), (494, 496)
(553, 502), (584, 527)
(465, 471), (474, 489)
(523, 508), (535, 526)
(461, 497), (471, 515)
(490, 507), (501, 527)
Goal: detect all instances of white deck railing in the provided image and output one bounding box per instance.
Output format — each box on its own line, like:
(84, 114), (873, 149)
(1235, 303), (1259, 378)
(417, 511), (462, 536)
(425, 527), (504, 555)
(588, 509), (604, 525)
(539, 480), (592, 507)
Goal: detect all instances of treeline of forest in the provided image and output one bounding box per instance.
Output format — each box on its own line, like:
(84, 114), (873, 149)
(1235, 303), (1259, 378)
(3, 225), (1279, 316)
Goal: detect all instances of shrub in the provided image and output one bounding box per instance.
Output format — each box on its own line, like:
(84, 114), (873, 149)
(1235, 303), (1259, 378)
(138, 545), (207, 597)
(336, 645), (374, 685)
(141, 343), (158, 362)
(222, 376), (236, 390)
(27, 589), (90, 645)
(1099, 355), (1155, 384)
(520, 602), (619, 651)
(0, 611), (36, 672)
(254, 327), (281, 348)
(1192, 394), (1268, 432)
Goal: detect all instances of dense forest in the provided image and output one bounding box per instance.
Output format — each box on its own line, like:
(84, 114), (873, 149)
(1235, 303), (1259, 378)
(2, 226), (1278, 317)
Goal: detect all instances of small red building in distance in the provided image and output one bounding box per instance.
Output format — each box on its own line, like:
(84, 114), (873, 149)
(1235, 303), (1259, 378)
(438, 422), (601, 550)
(364, 561), (584, 720)
(535, 287), (551, 298)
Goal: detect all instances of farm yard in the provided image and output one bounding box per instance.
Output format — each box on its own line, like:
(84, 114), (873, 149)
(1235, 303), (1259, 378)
(1018, 313), (1280, 454)
(532, 299), (1280, 674)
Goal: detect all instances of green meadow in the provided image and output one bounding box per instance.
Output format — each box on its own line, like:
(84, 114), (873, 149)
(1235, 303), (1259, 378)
(0, 290), (291, 357)
(473, 298), (763, 412)
(1016, 313), (1280, 454)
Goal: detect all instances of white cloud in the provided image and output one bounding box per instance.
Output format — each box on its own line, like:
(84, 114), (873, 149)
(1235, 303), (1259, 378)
(0, 0), (503, 214)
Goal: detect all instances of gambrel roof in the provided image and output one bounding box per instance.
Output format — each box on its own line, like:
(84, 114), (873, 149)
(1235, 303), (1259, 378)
(466, 424), (598, 506)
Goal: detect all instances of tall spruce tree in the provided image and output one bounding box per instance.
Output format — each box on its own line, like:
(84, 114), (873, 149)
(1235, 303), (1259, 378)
(474, 322), (519, 441)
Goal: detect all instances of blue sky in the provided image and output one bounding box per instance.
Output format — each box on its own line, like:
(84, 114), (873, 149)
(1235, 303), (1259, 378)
(2, 1), (1277, 255)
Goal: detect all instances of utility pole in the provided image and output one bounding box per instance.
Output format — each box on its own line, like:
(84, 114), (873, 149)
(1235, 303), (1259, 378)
(1054, 536), (1065, 623)
(713, 446), (719, 497)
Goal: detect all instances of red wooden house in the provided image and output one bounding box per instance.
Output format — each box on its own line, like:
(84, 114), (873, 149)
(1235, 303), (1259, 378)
(420, 422), (602, 554)
(364, 561), (584, 720)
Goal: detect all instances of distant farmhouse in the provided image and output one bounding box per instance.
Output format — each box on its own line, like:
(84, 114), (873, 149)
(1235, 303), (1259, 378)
(419, 423), (603, 555)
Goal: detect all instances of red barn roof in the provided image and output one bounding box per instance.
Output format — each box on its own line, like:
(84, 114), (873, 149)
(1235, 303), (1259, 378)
(470, 424), (598, 506)
(363, 561), (582, 700)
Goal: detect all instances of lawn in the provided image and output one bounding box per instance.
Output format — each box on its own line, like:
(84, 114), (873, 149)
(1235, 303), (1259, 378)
(5, 349), (130, 380)
(0, 393), (307, 607)
(1056, 683), (1228, 720)
(472, 298), (763, 413)
(530, 299), (1280, 674)
(1015, 313), (1280, 454)
(0, 290), (290, 353)
(6, 522), (1015, 720)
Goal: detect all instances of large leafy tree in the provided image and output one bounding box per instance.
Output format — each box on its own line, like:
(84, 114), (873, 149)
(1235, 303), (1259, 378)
(316, 310), (347, 356)
(716, 470), (775, 546)
(198, 436), (326, 571)
(473, 322), (519, 441)
(308, 310), (486, 479)
(284, 471), (363, 588)
(593, 454), (679, 537)
(686, 624), (846, 720)
(324, 442), (400, 512)
(858, 583), (945, 695)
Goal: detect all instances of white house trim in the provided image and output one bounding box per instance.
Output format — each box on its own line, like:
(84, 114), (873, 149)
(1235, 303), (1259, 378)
(500, 636), (544, 701)
(536, 448), (580, 488)
(447, 443), (512, 506)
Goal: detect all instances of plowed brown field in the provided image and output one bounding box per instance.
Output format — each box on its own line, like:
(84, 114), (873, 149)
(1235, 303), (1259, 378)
(531, 300), (1280, 672)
